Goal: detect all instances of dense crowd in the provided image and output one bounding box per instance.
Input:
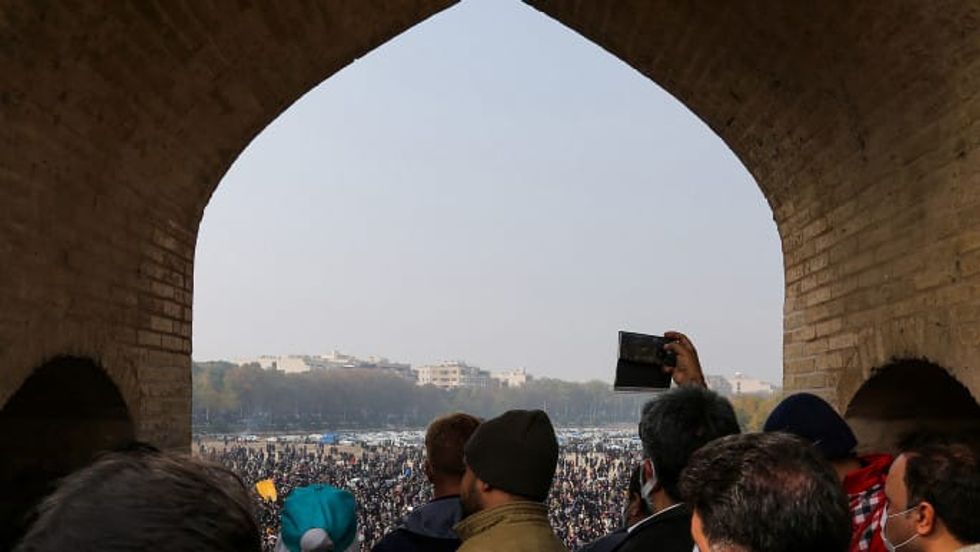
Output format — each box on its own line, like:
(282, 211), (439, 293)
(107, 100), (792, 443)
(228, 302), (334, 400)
(12, 332), (979, 552)
(197, 439), (638, 550)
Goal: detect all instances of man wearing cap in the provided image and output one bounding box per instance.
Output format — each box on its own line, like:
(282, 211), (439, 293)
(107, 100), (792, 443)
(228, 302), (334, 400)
(764, 393), (894, 552)
(276, 484), (359, 552)
(454, 409), (567, 552)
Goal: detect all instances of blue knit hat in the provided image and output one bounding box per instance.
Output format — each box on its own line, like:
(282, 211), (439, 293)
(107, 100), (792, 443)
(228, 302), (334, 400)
(276, 484), (357, 552)
(763, 393), (858, 460)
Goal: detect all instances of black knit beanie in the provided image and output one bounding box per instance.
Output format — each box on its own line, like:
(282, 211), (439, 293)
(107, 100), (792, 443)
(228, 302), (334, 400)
(463, 409), (559, 502)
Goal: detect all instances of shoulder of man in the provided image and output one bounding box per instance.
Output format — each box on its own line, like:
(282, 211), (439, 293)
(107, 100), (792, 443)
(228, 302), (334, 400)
(616, 510), (693, 552)
(372, 528), (460, 552)
(578, 529), (628, 552)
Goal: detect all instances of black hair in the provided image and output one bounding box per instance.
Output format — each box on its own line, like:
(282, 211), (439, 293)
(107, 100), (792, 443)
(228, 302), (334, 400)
(900, 432), (980, 544)
(15, 448), (261, 552)
(638, 385), (740, 501)
(679, 432), (851, 552)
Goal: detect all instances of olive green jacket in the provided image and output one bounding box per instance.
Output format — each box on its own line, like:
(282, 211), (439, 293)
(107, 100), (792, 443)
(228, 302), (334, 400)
(454, 501), (568, 552)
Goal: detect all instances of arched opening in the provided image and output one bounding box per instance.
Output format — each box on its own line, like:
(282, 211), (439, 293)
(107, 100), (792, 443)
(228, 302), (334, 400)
(194, 0), (784, 392)
(844, 360), (980, 453)
(190, 4), (785, 547)
(0, 357), (135, 549)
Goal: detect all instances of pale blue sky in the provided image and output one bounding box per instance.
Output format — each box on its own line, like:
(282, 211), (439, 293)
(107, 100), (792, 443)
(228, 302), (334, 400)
(193, 0), (785, 384)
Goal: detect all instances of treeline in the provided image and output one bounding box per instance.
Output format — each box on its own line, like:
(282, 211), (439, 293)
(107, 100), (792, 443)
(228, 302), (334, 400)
(192, 362), (780, 432)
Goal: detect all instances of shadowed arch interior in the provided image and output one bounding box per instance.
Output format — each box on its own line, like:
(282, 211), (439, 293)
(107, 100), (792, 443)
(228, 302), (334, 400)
(845, 360), (980, 453)
(0, 357), (135, 549)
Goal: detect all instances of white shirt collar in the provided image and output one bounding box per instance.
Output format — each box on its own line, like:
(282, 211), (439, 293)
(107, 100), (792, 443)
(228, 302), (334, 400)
(626, 502), (686, 533)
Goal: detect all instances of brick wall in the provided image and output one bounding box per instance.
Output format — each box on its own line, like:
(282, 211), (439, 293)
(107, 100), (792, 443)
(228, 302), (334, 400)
(0, 0), (976, 458)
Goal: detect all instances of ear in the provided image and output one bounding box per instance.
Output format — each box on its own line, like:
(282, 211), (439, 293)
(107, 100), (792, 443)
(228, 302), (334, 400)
(691, 510), (712, 552)
(473, 474), (493, 494)
(423, 459), (434, 482)
(913, 502), (937, 536)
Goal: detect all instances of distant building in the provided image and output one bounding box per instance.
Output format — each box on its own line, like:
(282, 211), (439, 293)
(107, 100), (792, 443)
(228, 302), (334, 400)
(235, 355), (311, 374)
(706, 373), (779, 396)
(729, 372), (778, 395)
(493, 367), (532, 388)
(314, 350), (414, 380)
(415, 361), (497, 390)
(234, 351), (415, 380)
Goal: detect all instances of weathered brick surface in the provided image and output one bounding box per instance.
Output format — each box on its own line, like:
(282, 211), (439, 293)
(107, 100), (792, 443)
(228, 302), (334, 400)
(0, 0), (458, 451)
(0, 0), (977, 457)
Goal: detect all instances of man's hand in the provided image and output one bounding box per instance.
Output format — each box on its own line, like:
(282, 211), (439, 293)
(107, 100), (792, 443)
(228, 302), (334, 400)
(663, 330), (706, 388)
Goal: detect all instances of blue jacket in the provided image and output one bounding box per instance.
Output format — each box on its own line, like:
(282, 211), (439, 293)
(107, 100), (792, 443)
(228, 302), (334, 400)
(372, 496), (464, 552)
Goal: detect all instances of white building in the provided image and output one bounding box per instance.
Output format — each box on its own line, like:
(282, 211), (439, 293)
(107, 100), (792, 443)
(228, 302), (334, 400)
(415, 361), (497, 390)
(234, 351), (414, 379)
(728, 372), (778, 395)
(235, 355), (311, 374)
(493, 368), (532, 388)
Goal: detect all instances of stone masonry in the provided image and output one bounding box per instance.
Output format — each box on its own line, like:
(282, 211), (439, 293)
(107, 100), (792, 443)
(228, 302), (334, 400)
(0, 1), (977, 456)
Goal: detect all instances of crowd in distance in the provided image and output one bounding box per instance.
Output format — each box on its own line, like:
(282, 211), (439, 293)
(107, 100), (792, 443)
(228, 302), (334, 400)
(12, 331), (980, 552)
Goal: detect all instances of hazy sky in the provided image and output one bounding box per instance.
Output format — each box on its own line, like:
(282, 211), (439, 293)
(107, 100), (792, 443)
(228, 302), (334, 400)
(193, 0), (785, 384)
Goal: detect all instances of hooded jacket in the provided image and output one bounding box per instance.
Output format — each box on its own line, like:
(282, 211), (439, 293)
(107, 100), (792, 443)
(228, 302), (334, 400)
(372, 496), (464, 552)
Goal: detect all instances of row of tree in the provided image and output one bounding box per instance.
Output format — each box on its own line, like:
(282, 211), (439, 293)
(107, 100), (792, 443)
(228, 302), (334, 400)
(192, 361), (780, 433)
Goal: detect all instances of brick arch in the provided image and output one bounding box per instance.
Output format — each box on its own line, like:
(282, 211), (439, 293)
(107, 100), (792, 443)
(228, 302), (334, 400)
(0, 1), (977, 452)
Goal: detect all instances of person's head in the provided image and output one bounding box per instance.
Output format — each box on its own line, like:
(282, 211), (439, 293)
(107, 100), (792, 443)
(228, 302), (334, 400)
(460, 409), (558, 516)
(276, 484), (357, 552)
(680, 432), (850, 552)
(882, 433), (980, 551)
(423, 412), (481, 485)
(638, 385), (740, 506)
(763, 392), (857, 461)
(15, 448), (261, 552)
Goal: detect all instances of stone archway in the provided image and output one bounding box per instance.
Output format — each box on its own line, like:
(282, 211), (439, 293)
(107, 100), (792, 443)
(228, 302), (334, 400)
(844, 360), (980, 453)
(0, 1), (977, 454)
(0, 357), (135, 548)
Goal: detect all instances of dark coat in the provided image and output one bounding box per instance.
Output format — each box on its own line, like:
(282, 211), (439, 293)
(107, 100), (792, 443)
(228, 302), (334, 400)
(372, 496), (464, 552)
(578, 528), (628, 552)
(614, 504), (693, 552)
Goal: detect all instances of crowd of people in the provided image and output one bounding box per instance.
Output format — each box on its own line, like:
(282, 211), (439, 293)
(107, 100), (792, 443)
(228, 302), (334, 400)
(10, 331), (980, 552)
(196, 438), (637, 550)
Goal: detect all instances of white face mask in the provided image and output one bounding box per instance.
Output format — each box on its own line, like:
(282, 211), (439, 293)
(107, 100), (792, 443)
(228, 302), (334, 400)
(881, 504), (920, 552)
(640, 459), (657, 513)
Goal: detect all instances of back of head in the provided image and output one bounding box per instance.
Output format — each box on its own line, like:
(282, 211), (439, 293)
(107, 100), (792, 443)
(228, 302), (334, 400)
(15, 448), (261, 552)
(426, 412), (481, 479)
(278, 484), (357, 552)
(463, 409), (558, 502)
(899, 431), (980, 544)
(639, 385), (740, 501)
(680, 432), (851, 552)
(763, 392), (857, 460)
